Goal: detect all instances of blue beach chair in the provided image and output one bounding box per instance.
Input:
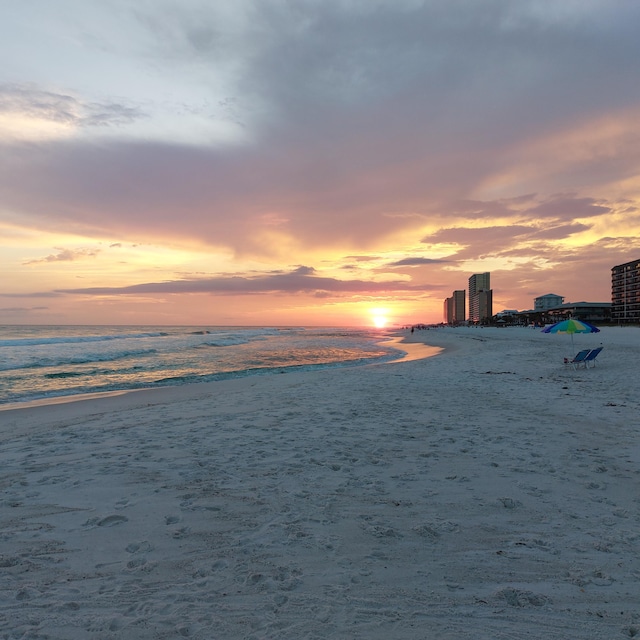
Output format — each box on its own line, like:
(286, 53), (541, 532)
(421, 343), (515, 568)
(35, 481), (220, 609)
(565, 349), (590, 369)
(583, 346), (603, 368)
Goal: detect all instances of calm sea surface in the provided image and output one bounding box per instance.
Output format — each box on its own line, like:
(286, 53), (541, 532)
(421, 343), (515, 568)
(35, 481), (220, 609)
(0, 325), (402, 407)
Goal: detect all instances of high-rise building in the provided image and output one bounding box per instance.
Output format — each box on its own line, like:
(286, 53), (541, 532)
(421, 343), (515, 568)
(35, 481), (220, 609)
(611, 258), (640, 323)
(468, 272), (493, 323)
(477, 289), (493, 323)
(444, 290), (466, 324)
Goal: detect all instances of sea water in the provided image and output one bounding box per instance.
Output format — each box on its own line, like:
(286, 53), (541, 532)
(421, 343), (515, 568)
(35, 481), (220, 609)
(0, 325), (402, 407)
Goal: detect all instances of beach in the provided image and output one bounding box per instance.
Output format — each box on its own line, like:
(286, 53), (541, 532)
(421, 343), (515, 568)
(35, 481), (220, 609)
(1, 326), (639, 639)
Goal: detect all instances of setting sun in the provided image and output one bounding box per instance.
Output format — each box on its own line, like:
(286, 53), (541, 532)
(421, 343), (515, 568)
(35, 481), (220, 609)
(371, 308), (389, 328)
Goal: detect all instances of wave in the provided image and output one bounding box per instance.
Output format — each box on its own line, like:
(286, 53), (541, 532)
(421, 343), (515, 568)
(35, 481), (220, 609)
(152, 352), (398, 386)
(197, 337), (253, 348)
(0, 348), (157, 372)
(0, 325), (396, 406)
(194, 327), (296, 348)
(0, 332), (168, 348)
(44, 371), (85, 379)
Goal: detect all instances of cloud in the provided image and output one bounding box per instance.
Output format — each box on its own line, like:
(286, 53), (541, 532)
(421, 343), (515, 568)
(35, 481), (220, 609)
(0, 306), (49, 312)
(290, 265), (316, 276)
(2, 1), (640, 322)
(342, 255), (379, 262)
(425, 221), (590, 246)
(422, 217), (594, 262)
(1, 2), (639, 258)
(24, 247), (100, 264)
(0, 291), (60, 298)
(56, 266), (435, 296)
(0, 84), (144, 141)
(526, 196), (611, 220)
(528, 223), (591, 240)
(388, 257), (451, 267)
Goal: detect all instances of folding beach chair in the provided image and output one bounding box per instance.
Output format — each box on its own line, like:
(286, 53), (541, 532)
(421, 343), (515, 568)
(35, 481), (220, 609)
(583, 346), (603, 368)
(564, 349), (590, 369)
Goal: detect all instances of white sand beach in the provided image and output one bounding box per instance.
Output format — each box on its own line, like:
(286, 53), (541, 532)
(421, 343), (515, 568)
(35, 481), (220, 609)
(1, 326), (639, 639)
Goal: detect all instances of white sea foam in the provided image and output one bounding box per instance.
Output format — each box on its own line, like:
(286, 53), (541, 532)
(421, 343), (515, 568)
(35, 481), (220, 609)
(0, 325), (399, 406)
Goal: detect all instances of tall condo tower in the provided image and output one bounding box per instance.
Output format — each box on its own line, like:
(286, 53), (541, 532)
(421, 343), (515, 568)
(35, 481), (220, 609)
(443, 290), (466, 324)
(468, 272), (493, 323)
(611, 258), (640, 323)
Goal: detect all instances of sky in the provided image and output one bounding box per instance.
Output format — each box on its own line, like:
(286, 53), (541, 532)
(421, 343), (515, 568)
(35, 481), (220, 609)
(2, 0), (640, 327)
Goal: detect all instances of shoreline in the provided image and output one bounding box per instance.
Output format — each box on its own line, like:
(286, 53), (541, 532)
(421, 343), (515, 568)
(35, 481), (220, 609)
(2, 326), (640, 638)
(0, 332), (443, 414)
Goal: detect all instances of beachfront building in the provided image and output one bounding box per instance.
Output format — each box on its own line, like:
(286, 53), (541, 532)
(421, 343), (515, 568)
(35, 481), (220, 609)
(444, 290), (466, 324)
(534, 293), (564, 311)
(611, 258), (640, 323)
(517, 301), (611, 326)
(547, 301), (612, 323)
(468, 272), (493, 323)
(495, 309), (519, 320)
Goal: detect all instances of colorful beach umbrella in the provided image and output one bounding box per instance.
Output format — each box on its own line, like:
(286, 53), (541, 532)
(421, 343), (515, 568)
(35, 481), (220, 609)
(541, 318), (600, 349)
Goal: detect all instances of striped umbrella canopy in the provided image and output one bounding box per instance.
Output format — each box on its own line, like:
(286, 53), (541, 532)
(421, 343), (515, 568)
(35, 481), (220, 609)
(541, 318), (600, 348)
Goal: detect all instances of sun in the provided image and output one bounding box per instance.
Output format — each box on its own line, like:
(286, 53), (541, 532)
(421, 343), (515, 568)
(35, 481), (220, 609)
(370, 308), (389, 328)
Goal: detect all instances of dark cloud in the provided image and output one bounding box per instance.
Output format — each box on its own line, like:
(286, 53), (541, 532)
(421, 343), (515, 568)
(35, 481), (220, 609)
(526, 196), (611, 220)
(290, 265), (316, 276)
(232, 0), (640, 134)
(56, 266), (435, 296)
(529, 223), (592, 240)
(423, 219), (593, 262)
(2, 2), (639, 258)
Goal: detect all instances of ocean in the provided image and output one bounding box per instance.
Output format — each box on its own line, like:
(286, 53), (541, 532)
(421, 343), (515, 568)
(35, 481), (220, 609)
(0, 325), (403, 408)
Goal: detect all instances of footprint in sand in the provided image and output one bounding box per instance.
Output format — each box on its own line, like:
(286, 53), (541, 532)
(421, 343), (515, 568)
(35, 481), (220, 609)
(498, 497), (521, 509)
(494, 587), (551, 607)
(125, 541), (153, 554)
(97, 515), (129, 527)
(83, 514), (128, 528)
